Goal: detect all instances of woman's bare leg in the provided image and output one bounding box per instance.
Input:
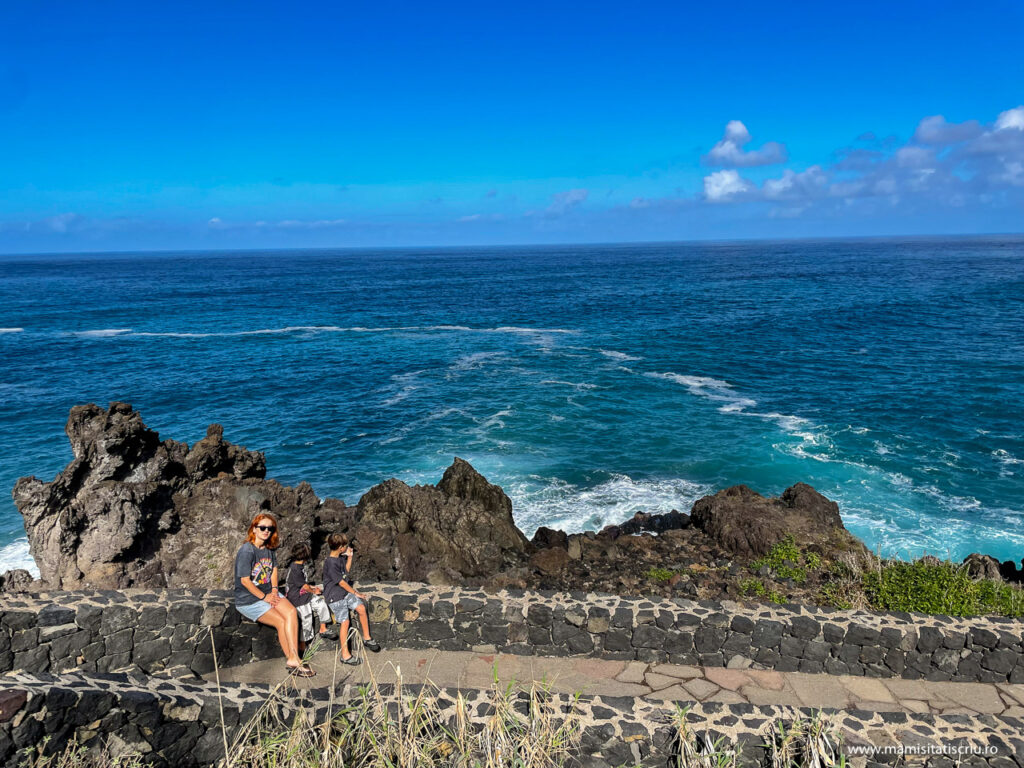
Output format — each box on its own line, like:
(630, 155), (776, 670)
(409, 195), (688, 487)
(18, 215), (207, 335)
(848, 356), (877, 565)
(272, 601), (300, 660)
(256, 608), (301, 666)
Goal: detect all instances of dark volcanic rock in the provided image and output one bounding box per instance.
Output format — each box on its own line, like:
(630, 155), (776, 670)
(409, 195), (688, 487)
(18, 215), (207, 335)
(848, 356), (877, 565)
(963, 553), (1002, 581)
(11, 405), (532, 591)
(601, 509), (691, 539)
(12, 403), (351, 590)
(350, 458), (530, 585)
(690, 482), (870, 561)
(0, 569), (35, 594)
(531, 527), (568, 550)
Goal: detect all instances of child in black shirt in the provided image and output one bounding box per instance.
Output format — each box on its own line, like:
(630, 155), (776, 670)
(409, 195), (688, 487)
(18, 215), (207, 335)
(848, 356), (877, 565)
(324, 532), (381, 664)
(285, 542), (336, 650)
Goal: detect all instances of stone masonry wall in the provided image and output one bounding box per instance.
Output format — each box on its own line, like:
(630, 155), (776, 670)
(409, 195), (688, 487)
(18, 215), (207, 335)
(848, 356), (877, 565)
(1, 672), (1022, 768)
(2, 582), (1023, 683)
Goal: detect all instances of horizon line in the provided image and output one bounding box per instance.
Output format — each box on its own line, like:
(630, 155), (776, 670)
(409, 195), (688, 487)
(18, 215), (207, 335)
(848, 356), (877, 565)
(2, 231), (1024, 260)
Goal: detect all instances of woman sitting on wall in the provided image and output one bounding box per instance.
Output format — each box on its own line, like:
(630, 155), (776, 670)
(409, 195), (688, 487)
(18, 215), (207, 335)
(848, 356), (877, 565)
(233, 512), (315, 677)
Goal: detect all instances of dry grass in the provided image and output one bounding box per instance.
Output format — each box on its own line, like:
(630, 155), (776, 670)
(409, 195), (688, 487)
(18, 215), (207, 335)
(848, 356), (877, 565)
(18, 628), (581, 768)
(765, 712), (845, 768)
(223, 629), (583, 768)
(671, 707), (845, 768)
(22, 631), (846, 768)
(16, 741), (143, 768)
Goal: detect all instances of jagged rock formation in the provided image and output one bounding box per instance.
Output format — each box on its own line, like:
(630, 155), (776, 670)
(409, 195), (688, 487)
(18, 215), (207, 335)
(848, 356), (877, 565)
(9, 403), (1015, 604)
(12, 403), (352, 590)
(350, 458), (530, 585)
(690, 482), (870, 562)
(9, 404), (529, 591)
(0, 568), (33, 593)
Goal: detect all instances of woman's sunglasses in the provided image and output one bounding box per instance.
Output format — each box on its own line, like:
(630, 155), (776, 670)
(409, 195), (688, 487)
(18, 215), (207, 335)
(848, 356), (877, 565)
(255, 525), (276, 532)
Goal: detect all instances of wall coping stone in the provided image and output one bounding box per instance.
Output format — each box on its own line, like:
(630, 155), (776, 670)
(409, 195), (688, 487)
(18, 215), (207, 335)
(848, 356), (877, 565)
(4, 582), (1023, 684)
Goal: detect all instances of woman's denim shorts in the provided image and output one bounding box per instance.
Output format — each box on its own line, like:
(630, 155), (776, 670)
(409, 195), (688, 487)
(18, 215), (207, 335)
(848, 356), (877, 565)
(236, 600), (272, 622)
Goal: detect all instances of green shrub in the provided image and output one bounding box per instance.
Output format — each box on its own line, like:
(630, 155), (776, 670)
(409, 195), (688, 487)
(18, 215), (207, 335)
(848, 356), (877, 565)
(646, 567), (675, 583)
(816, 583), (853, 611)
(863, 560), (1024, 618)
(740, 578), (785, 605)
(750, 535), (822, 585)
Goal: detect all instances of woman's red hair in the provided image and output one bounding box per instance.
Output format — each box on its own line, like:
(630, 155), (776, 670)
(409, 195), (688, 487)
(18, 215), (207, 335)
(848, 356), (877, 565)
(246, 512), (280, 549)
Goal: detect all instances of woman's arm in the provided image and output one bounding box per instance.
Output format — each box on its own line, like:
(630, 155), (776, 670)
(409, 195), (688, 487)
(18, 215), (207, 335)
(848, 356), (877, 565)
(268, 567), (281, 604)
(239, 576), (268, 601)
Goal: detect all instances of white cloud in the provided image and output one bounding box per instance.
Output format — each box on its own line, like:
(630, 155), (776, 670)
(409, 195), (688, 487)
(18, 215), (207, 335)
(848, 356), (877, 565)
(43, 213), (82, 233)
(703, 170), (752, 201)
(913, 115), (982, 145)
(544, 188), (589, 216)
(703, 120), (787, 167)
(894, 146), (935, 168)
(995, 106), (1024, 131)
(208, 216), (346, 231)
(762, 166), (827, 200)
(691, 104), (1024, 211)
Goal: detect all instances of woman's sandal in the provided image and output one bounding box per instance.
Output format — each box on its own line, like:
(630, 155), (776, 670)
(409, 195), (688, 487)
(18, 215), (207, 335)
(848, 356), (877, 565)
(286, 663), (316, 678)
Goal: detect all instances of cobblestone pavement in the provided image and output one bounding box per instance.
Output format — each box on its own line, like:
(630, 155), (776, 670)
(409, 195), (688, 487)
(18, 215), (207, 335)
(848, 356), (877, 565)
(209, 645), (1024, 718)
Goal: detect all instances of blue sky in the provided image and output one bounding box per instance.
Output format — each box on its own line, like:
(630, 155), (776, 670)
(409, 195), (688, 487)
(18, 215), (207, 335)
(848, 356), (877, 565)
(1, 1), (1022, 252)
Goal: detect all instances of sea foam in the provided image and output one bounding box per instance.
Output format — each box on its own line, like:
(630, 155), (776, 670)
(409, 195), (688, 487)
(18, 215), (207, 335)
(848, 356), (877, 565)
(510, 473), (712, 537)
(644, 370), (816, 438)
(0, 538), (39, 577)
(96, 325), (579, 339)
(74, 328), (133, 337)
(597, 349), (642, 361)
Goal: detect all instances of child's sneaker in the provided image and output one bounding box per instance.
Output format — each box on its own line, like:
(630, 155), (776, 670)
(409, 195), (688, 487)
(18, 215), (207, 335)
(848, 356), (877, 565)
(341, 655), (361, 666)
(363, 638), (381, 653)
(319, 628), (339, 640)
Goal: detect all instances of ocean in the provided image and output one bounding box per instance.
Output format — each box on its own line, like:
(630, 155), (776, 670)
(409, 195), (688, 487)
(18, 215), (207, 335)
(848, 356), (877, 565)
(1, 238), (1022, 575)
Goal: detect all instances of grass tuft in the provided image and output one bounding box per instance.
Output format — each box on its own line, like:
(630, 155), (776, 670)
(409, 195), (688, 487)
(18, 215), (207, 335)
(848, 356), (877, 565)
(863, 559), (1024, 618)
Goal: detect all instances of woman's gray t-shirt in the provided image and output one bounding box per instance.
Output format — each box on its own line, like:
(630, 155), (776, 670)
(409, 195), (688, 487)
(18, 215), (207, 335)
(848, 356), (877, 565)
(234, 542), (277, 606)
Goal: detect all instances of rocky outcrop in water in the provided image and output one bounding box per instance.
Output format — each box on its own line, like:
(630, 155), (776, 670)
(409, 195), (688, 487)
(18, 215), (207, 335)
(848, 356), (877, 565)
(9, 404), (530, 591)
(690, 482), (871, 563)
(518, 483), (874, 599)
(8, 403), (1017, 604)
(350, 458), (530, 585)
(12, 403), (352, 590)
(0, 568), (34, 593)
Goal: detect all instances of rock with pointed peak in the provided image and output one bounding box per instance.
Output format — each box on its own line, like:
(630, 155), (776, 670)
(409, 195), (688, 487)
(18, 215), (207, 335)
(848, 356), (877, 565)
(11, 403), (349, 589)
(349, 457), (530, 585)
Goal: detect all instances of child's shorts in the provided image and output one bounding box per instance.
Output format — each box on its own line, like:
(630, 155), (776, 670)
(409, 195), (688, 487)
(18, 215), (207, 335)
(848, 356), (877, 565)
(329, 593), (364, 623)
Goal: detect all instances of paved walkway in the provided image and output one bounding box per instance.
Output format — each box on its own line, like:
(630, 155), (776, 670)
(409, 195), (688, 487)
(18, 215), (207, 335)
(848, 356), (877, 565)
(209, 646), (1024, 718)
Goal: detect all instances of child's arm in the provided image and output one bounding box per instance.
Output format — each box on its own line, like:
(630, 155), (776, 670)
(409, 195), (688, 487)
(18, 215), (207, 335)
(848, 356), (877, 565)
(337, 578), (367, 601)
(338, 548), (366, 600)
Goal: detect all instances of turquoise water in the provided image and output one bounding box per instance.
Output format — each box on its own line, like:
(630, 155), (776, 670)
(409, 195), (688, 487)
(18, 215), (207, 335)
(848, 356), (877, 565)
(1, 238), (1022, 574)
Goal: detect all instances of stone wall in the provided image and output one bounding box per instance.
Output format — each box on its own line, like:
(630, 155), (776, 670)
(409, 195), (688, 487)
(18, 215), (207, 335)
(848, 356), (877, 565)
(2, 582), (1024, 683)
(1, 671), (1022, 768)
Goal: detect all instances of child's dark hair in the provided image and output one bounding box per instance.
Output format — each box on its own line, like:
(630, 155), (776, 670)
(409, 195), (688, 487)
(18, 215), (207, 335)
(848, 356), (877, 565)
(327, 532), (348, 551)
(290, 541), (311, 563)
